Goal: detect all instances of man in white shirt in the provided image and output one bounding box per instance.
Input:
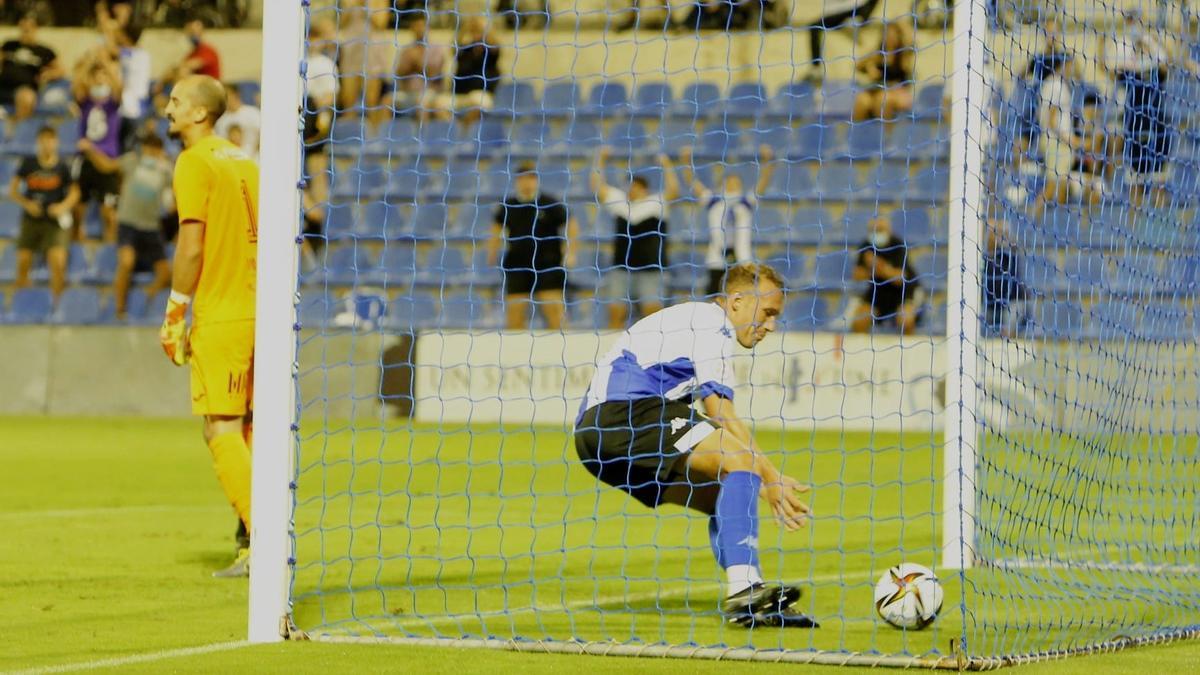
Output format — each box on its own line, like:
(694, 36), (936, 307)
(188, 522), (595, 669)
(215, 83), (261, 158)
(1036, 56), (1077, 210)
(680, 145), (775, 296)
(301, 19), (340, 256)
(97, 13), (150, 152)
(574, 262), (814, 628)
(591, 147), (680, 329)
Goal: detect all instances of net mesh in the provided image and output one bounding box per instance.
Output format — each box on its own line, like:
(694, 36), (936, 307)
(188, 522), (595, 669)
(283, 0), (1200, 665)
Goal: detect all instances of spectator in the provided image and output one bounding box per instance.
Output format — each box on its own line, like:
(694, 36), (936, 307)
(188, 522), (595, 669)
(1103, 8), (1199, 207)
(805, 0), (881, 83)
(982, 217), (1025, 337)
(679, 144), (776, 297)
(171, 15), (221, 81)
(214, 82), (260, 158)
(591, 147), (680, 328)
(845, 215), (923, 334)
(1033, 54), (1076, 212)
(391, 13), (451, 124)
(301, 18), (339, 257)
(71, 51), (123, 242)
(9, 126), (80, 303)
(487, 162), (579, 330)
(680, 1), (735, 31)
(154, 0), (193, 27)
(1010, 19), (1070, 168)
(1069, 92), (1111, 206)
(853, 20), (915, 121)
(103, 133), (173, 321)
(450, 17), (500, 127)
(336, 0), (393, 117)
(97, 9), (152, 153)
(0, 13), (64, 123)
(497, 0), (552, 30)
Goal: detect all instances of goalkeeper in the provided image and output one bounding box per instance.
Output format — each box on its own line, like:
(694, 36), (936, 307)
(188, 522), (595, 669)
(160, 75), (259, 578)
(574, 262), (816, 628)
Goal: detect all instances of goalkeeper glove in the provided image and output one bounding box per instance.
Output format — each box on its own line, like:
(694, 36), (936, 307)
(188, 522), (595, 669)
(160, 290), (191, 366)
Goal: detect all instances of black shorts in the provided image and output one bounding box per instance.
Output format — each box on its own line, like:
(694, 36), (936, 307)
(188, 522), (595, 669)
(74, 155), (120, 206)
(574, 397), (717, 508)
(864, 286), (926, 324)
(503, 268), (566, 296)
(17, 216), (68, 256)
(117, 223), (166, 272)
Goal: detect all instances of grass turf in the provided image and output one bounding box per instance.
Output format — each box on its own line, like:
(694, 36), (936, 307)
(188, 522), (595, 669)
(2, 416), (1198, 673)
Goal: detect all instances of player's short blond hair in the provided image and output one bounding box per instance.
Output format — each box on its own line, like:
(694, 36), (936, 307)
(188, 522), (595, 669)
(722, 262), (786, 295)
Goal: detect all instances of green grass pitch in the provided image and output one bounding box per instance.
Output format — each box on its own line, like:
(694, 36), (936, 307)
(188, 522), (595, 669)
(3, 415), (1198, 673)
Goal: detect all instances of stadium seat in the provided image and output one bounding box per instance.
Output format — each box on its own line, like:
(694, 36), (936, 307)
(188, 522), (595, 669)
(0, 244), (16, 283)
(330, 118), (369, 154)
(389, 161), (442, 200)
(418, 247), (471, 285)
(296, 291), (340, 329)
(819, 82), (858, 119)
(1087, 300), (1140, 338)
(66, 243), (89, 284)
(768, 81), (817, 119)
(816, 164), (863, 200)
(809, 250), (854, 291)
(764, 251), (807, 286)
(604, 119), (648, 156)
(5, 119), (39, 156)
(55, 118), (80, 149)
(788, 207), (832, 245)
(696, 121), (740, 159)
(1140, 302), (1192, 340)
(791, 123), (837, 160)
(0, 200), (22, 239)
(672, 82), (721, 118)
(463, 118), (509, 155)
(657, 120), (699, 155)
(915, 250), (948, 292)
(384, 292), (438, 331)
(332, 166), (389, 201)
(561, 119), (602, 151)
(909, 167), (948, 201)
(780, 293), (828, 330)
(1106, 253), (1163, 295)
(891, 208), (934, 245)
(913, 83), (946, 119)
(840, 209), (876, 245)
(746, 123), (792, 155)
(37, 79), (71, 115)
(492, 81), (537, 115)
(320, 243), (377, 285)
(510, 120), (553, 155)
(541, 81), (580, 116)
(412, 203), (449, 236)
(755, 206), (790, 243)
(48, 287), (100, 324)
(887, 119), (946, 160)
(362, 202), (413, 239)
(765, 162), (815, 200)
(632, 81), (673, 118)
(720, 82), (767, 119)
(371, 243), (419, 285)
(1030, 299), (1086, 338)
(445, 161), (486, 200)
(417, 119), (458, 152)
(582, 82), (629, 117)
(85, 244), (117, 285)
(439, 292), (498, 329)
(322, 203), (359, 240)
(1061, 251), (1104, 289)
(842, 120), (887, 160)
(7, 287), (52, 323)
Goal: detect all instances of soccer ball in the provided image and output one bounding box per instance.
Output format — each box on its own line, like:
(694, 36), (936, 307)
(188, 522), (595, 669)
(873, 563), (943, 629)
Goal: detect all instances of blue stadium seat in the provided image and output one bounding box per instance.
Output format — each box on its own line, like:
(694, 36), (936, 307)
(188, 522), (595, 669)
(0, 201), (22, 239)
(840, 209), (875, 244)
(412, 203), (449, 236)
(48, 287), (100, 324)
(541, 81), (581, 116)
(371, 243), (419, 284)
(322, 203), (359, 240)
(755, 206), (790, 243)
(891, 208), (934, 245)
(417, 119), (458, 152)
(1140, 302), (1192, 340)
(763, 251), (807, 285)
(1020, 254), (1062, 296)
(780, 293), (828, 330)
(819, 82), (858, 119)
(439, 292), (497, 329)
(332, 166), (389, 201)
(85, 244), (117, 284)
(720, 82), (767, 119)
(389, 161), (442, 200)
(320, 243), (377, 285)
(492, 81), (537, 115)
(604, 120), (649, 156)
(445, 161), (486, 199)
(765, 162), (815, 200)
(887, 119), (945, 160)
(914, 83), (946, 119)
(583, 82), (629, 117)
(788, 207), (832, 245)
(816, 164), (863, 200)
(841, 120), (887, 160)
(672, 83), (721, 118)
(769, 81), (817, 119)
(0, 244), (16, 283)
(511, 120), (553, 154)
(330, 118), (368, 154)
(1030, 299), (1086, 338)
(561, 119), (602, 150)
(384, 292), (438, 331)
(915, 250), (947, 292)
(909, 167), (948, 201)
(296, 291), (340, 329)
(7, 287), (52, 323)
(1061, 251), (1104, 288)
(657, 120), (699, 155)
(55, 118), (80, 149)
(462, 118), (509, 155)
(37, 79), (72, 115)
(791, 123), (837, 160)
(1088, 300), (1140, 338)
(746, 123), (792, 155)
(1107, 253), (1163, 295)
(66, 243), (88, 284)
(696, 121), (740, 159)
(632, 81), (673, 118)
(809, 250), (854, 291)
(366, 119), (417, 154)
(362, 202), (414, 239)
(418, 246), (471, 284)
(537, 163), (578, 198)
(6, 119), (40, 156)
(236, 81), (260, 106)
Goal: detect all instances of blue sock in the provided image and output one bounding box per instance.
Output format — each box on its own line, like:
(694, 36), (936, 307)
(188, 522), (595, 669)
(714, 470), (762, 579)
(708, 515), (725, 568)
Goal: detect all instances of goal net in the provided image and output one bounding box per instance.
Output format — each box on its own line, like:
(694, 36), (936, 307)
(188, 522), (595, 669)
(249, 0), (1200, 667)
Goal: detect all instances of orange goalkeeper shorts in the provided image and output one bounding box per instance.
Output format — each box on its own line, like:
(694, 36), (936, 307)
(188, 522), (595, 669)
(189, 320), (255, 416)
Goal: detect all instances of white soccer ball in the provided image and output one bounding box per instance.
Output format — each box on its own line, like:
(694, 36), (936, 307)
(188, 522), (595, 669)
(873, 563), (944, 629)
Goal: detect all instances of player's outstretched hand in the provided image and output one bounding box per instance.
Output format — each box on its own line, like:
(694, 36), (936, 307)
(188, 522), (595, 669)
(764, 475), (811, 531)
(160, 291), (191, 366)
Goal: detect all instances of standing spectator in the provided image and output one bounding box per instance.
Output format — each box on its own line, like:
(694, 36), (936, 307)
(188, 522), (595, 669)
(392, 13), (451, 124)
(98, 133), (173, 320)
(301, 19), (339, 257)
(336, 0), (393, 117)
(680, 1), (735, 31)
(71, 52), (123, 242)
(845, 215), (923, 334)
(679, 144), (776, 297)
(805, 0), (881, 83)
(591, 147), (680, 329)
(982, 217), (1025, 337)
(1032, 55), (1076, 213)
(487, 162), (579, 330)
(9, 126), (80, 303)
(166, 15), (221, 82)
(1103, 8), (1199, 207)
(450, 17), (500, 127)
(1068, 92), (1111, 206)
(0, 13), (64, 123)
(853, 20), (915, 121)
(214, 83), (260, 158)
(97, 7), (152, 153)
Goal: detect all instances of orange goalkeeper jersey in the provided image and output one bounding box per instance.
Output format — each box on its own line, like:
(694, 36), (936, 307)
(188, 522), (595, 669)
(174, 134), (259, 325)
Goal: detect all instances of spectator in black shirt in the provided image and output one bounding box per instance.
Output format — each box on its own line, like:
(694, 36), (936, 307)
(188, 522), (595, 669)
(451, 17), (500, 127)
(9, 126), (80, 302)
(0, 14), (63, 122)
(847, 215), (923, 334)
(591, 146), (680, 329)
(982, 218), (1025, 337)
(488, 162), (579, 330)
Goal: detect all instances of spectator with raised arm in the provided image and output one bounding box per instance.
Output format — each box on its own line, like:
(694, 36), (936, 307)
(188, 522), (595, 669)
(487, 162), (579, 330)
(391, 13), (451, 124)
(97, 3), (151, 152)
(71, 49), (123, 242)
(0, 13), (64, 123)
(680, 144), (775, 297)
(591, 147), (679, 328)
(853, 20), (915, 121)
(805, 0), (881, 83)
(450, 17), (500, 127)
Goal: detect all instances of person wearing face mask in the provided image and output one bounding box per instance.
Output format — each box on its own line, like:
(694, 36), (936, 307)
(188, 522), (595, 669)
(846, 215), (923, 334)
(487, 162), (579, 330)
(70, 50), (123, 242)
(679, 144), (776, 298)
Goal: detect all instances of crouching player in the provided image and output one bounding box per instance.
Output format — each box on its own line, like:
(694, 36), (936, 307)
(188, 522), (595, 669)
(574, 262), (817, 627)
